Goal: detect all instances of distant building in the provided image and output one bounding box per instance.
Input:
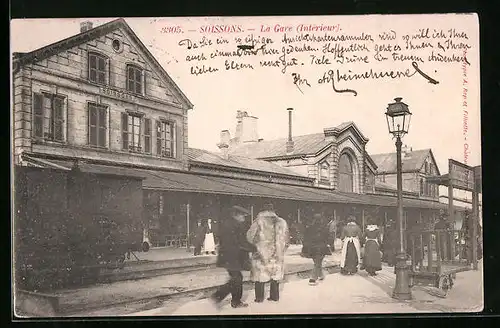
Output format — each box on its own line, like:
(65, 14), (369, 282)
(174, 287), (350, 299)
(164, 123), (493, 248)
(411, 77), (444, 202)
(226, 109), (377, 193)
(370, 147), (441, 201)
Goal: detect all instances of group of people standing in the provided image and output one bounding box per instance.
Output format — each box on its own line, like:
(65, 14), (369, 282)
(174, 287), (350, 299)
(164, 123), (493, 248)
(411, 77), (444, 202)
(192, 218), (218, 256)
(301, 214), (383, 282)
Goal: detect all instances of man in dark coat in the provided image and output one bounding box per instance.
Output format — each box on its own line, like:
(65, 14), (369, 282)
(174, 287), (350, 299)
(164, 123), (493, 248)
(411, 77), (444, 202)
(210, 205), (255, 309)
(382, 219), (398, 267)
(192, 219), (205, 256)
(435, 211), (452, 261)
(301, 213), (332, 285)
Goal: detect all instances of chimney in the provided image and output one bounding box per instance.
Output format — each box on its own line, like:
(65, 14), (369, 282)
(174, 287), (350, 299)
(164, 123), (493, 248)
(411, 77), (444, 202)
(234, 110), (247, 142)
(241, 115), (259, 143)
(286, 108), (294, 154)
(218, 130), (231, 160)
(80, 21), (94, 33)
(402, 144), (412, 157)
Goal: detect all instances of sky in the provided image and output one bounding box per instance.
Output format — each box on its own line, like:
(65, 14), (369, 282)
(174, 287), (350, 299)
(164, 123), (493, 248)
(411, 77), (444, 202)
(11, 14), (481, 179)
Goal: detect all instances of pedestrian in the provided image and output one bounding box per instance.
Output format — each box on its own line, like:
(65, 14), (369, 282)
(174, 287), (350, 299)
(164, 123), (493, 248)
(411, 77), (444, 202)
(382, 219), (398, 267)
(212, 219), (220, 246)
(210, 206), (255, 309)
(435, 210), (451, 261)
(204, 218), (216, 255)
(362, 221), (382, 276)
(192, 219), (205, 256)
(246, 203), (289, 303)
(340, 216), (362, 275)
(327, 217), (338, 251)
(301, 213), (332, 285)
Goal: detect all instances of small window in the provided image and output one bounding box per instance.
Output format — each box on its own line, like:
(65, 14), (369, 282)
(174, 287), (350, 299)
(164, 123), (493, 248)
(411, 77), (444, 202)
(157, 120), (176, 158)
(112, 39), (123, 53)
(319, 161), (330, 183)
(33, 93), (65, 142)
(127, 65), (143, 94)
(88, 52), (107, 84)
(88, 103), (107, 148)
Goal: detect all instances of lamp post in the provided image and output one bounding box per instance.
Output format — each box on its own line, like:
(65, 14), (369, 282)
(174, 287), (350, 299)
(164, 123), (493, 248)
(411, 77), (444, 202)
(385, 97), (412, 300)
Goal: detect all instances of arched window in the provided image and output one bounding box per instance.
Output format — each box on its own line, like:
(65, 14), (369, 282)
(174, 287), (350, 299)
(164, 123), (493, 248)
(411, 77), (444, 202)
(338, 153), (354, 192)
(425, 162), (429, 174)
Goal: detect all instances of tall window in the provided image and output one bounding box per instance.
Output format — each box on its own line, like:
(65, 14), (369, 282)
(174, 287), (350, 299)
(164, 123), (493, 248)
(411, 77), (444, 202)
(420, 178), (424, 195)
(88, 52), (107, 84)
(319, 161), (330, 184)
(338, 153), (354, 193)
(424, 162), (429, 174)
(88, 103), (107, 148)
(157, 120), (176, 158)
(127, 64), (143, 94)
(33, 93), (65, 142)
(121, 113), (151, 153)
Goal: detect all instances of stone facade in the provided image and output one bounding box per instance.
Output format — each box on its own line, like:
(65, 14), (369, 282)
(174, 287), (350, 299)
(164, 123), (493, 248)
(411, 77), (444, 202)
(374, 151), (440, 200)
(12, 19), (192, 171)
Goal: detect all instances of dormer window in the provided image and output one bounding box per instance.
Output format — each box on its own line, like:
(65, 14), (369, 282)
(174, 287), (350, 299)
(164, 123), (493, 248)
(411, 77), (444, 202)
(127, 64), (144, 94)
(88, 52), (108, 85)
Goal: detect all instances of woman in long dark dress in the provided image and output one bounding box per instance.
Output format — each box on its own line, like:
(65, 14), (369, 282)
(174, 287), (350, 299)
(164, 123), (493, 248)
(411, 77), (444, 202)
(301, 213), (332, 285)
(340, 216), (362, 275)
(362, 223), (383, 276)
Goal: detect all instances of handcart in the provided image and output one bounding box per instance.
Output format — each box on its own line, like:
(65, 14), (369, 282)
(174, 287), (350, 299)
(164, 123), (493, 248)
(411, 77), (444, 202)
(406, 228), (473, 296)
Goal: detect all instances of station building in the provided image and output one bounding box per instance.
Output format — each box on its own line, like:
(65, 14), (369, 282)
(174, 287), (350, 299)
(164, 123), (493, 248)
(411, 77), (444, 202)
(13, 18), (462, 250)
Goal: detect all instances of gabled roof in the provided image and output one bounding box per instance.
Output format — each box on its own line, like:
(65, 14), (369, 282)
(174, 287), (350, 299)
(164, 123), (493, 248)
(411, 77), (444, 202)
(228, 122), (367, 159)
(12, 18), (193, 109)
(371, 148), (439, 174)
(187, 148), (312, 180)
(365, 152), (378, 172)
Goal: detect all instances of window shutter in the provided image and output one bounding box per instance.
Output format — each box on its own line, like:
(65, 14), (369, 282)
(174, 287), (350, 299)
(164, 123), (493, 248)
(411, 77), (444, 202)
(121, 112), (129, 150)
(156, 120), (162, 156)
(144, 118), (151, 153)
(53, 96), (64, 141)
(171, 122), (177, 158)
(142, 70), (147, 96)
(33, 93), (43, 138)
(98, 106), (107, 147)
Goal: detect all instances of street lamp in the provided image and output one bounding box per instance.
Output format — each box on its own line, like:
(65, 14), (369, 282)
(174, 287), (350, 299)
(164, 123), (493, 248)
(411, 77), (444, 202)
(385, 97), (412, 300)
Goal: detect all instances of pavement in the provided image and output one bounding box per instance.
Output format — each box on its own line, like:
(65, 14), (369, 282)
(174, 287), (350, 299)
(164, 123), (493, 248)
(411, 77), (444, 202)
(50, 248), (340, 316)
(126, 260), (484, 316)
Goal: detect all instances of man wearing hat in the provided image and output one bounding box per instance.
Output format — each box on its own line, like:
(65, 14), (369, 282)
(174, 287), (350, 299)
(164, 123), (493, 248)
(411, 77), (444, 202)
(210, 205), (255, 309)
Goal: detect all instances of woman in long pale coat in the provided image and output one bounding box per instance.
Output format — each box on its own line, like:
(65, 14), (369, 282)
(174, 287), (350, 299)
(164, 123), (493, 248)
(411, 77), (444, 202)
(246, 204), (289, 302)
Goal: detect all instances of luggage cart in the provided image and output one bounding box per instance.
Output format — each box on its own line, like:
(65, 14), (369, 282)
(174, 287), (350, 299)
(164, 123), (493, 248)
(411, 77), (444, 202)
(406, 229), (472, 296)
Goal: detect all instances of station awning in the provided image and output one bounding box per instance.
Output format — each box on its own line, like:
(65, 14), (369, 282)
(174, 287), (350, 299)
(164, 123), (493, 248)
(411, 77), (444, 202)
(18, 154), (448, 210)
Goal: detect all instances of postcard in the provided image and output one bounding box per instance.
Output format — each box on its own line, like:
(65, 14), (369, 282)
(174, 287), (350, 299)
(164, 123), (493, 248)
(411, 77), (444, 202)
(11, 14), (482, 317)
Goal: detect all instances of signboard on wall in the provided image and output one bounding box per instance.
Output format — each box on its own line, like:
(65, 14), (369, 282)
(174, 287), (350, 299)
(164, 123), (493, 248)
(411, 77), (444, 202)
(449, 159), (475, 191)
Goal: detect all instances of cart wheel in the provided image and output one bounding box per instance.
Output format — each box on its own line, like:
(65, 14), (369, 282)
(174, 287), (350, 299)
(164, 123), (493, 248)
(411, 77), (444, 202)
(438, 276), (451, 295)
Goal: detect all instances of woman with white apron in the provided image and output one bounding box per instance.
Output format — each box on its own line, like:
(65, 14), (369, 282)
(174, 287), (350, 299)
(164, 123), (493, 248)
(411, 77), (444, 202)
(204, 218), (216, 255)
(340, 216), (362, 275)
